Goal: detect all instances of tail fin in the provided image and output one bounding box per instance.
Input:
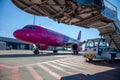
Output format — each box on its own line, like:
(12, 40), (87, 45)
(77, 31), (81, 41)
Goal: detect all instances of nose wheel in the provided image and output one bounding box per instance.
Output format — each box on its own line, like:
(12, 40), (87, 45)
(73, 51), (78, 55)
(33, 49), (39, 54)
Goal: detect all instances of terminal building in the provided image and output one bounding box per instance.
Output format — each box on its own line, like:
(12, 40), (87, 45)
(0, 36), (32, 50)
(0, 36), (64, 51)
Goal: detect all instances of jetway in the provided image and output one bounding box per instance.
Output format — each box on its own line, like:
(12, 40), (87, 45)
(11, 0), (120, 50)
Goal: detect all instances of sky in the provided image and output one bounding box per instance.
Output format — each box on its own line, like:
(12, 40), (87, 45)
(0, 0), (120, 42)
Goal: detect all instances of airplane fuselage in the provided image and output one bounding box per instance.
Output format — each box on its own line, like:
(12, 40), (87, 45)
(14, 25), (78, 47)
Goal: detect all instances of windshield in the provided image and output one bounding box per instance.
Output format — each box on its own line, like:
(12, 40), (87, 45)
(98, 39), (106, 47)
(23, 25), (36, 30)
(86, 40), (94, 48)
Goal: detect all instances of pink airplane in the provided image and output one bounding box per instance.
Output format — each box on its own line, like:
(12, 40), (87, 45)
(13, 25), (82, 54)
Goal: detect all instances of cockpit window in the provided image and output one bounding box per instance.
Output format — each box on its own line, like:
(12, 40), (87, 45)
(23, 25), (36, 30)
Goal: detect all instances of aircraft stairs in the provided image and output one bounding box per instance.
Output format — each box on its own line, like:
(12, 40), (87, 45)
(11, 0), (120, 50)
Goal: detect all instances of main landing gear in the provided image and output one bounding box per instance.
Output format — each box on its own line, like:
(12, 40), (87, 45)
(73, 50), (79, 55)
(53, 50), (58, 54)
(53, 47), (58, 54)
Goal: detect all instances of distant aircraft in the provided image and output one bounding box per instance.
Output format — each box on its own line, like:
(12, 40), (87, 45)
(13, 25), (82, 54)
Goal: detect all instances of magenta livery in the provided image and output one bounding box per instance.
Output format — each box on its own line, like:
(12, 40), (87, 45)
(14, 25), (82, 54)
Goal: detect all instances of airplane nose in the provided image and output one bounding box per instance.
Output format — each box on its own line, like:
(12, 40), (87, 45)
(13, 29), (34, 43)
(13, 30), (24, 39)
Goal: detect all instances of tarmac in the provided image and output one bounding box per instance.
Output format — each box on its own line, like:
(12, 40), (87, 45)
(0, 50), (120, 80)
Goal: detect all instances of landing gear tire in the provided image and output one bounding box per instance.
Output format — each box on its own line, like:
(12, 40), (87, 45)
(85, 58), (93, 62)
(88, 58), (93, 61)
(111, 54), (116, 61)
(107, 54), (116, 62)
(53, 50), (58, 54)
(33, 49), (39, 54)
(73, 51), (78, 55)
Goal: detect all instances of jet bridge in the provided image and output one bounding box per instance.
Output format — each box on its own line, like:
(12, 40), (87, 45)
(11, 0), (120, 50)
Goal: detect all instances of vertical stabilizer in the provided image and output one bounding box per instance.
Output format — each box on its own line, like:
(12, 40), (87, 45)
(77, 31), (81, 41)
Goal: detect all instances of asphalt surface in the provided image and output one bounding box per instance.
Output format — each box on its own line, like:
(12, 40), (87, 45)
(0, 50), (120, 80)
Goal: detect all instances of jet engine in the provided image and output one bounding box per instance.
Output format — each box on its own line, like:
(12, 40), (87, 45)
(72, 44), (78, 51)
(72, 44), (82, 54)
(72, 44), (78, 55)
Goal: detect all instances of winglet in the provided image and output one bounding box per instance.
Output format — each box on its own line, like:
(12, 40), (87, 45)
(77, 31), (81, 41)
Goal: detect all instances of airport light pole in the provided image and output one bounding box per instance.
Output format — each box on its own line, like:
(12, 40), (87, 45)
(33, 15), (35, 24)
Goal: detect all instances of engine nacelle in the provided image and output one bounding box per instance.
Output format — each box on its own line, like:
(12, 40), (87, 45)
(72, 44), (78, 51)
(36, 45), (48, 50)
(72, 44), (82, 51)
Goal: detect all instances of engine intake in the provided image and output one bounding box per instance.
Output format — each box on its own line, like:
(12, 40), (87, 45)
(72, 44), (78, 50)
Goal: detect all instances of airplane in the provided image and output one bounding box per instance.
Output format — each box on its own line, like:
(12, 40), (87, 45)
(13, 25), (82, 54)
